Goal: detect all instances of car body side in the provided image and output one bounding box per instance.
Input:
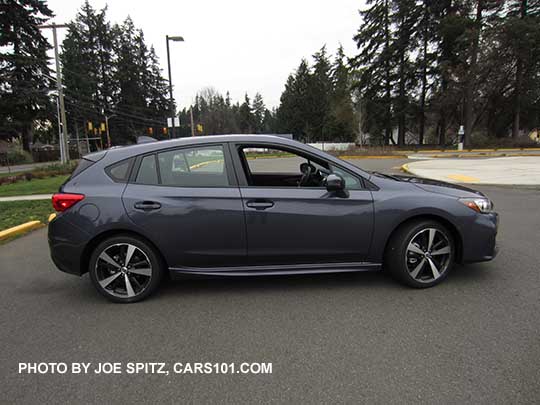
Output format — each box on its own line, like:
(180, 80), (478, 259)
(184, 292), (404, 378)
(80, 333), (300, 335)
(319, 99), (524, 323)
(48, 135), (498, 277)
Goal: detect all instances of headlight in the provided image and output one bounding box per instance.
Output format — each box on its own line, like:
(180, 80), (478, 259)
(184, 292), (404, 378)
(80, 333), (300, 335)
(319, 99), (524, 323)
(459, 197), (493, 213)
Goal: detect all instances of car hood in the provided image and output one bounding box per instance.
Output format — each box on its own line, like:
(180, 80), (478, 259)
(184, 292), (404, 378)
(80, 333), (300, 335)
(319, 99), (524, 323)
(394, 175), (486, 198)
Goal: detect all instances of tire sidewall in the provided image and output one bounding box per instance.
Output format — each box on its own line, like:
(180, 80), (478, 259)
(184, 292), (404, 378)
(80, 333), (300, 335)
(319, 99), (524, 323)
(387, 220), (455, 288)
(89, 235), (163, 303)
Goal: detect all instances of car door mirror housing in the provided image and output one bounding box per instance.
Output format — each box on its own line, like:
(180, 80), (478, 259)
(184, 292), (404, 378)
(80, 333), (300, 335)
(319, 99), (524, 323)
(325, 174), (345, 192)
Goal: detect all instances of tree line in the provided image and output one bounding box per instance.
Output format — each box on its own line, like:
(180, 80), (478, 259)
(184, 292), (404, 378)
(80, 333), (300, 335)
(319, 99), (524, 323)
(1, 0), (540, 151)
(352, 0), (540, 146)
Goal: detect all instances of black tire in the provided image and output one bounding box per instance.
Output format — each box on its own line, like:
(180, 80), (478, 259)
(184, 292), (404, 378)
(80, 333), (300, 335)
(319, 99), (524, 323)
(89, 235), (164, 303)
(385, 220), (455, 288)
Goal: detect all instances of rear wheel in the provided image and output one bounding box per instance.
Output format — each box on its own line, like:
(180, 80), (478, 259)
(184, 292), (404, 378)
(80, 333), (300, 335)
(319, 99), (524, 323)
(385, 220), (455, 288)
(89, 235), (164, 303)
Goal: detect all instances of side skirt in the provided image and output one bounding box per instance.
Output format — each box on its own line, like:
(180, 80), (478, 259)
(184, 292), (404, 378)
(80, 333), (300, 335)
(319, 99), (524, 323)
(169, 262), (381, 279)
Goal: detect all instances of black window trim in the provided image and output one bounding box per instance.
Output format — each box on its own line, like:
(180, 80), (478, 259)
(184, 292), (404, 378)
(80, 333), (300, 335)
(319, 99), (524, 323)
(129, 142), (237, 188)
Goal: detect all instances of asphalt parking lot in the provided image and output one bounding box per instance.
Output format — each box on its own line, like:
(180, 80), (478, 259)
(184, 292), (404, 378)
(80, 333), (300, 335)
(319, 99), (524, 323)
(1, 159), (539, 403)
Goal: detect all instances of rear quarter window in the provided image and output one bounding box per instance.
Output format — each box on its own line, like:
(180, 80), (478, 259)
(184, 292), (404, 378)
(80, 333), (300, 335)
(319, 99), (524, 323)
(105, 158), (134, 183)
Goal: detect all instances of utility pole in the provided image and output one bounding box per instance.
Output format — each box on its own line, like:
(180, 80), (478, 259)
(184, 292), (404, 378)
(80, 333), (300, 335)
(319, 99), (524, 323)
(40, 23), (69, 163)
(103, 112), (116, 148)
(165, 35), (184, 139)
(190, 106), (195, 137)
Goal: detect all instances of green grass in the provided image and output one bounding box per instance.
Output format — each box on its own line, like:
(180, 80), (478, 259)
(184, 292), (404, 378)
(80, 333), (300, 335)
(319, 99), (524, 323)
(0, 200), (52, 231)
(0, 175), (68, 197)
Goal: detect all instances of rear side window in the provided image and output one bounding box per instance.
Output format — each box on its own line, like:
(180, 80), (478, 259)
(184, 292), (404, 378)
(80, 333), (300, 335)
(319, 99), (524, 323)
(157, 146), (229, 187)
(136, 155), (159, 184)
(106, 158), (134, 183)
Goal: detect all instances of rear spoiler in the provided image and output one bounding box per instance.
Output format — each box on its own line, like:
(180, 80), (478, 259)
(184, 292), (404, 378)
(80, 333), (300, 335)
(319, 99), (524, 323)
(137, 136), (157, 144)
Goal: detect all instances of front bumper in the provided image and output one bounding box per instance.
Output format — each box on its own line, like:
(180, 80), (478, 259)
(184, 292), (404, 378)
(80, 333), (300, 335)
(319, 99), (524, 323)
(460, 212), (499, 263)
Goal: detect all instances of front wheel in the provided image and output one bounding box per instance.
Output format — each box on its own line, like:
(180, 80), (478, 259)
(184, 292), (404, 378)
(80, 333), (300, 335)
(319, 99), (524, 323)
(385, 220), (455, 288)
(89, 235), (164, 303)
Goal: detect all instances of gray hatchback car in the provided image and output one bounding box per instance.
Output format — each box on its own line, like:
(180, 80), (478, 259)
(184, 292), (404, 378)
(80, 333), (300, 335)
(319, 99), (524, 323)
(48, 135), (498, 302)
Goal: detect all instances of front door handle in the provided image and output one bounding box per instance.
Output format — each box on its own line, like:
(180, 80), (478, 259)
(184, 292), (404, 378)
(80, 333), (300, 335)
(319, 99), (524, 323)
(134, 201), (161, 211)
(246, 200), (274, 210)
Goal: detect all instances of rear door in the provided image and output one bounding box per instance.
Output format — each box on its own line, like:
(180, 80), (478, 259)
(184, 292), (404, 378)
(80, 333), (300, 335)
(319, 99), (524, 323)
(122, 143), (247, 269)
(231, 143), (374, 266)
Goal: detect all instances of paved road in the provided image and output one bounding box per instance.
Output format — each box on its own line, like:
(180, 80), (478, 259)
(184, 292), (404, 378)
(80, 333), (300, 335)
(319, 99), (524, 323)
(1, 182), (539, 403)
(0, 161), (61, 175)
(404, 156), (540, 186)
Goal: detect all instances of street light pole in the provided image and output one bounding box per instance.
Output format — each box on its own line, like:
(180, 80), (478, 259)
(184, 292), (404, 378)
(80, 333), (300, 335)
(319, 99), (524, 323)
(165, 35), (184, 139)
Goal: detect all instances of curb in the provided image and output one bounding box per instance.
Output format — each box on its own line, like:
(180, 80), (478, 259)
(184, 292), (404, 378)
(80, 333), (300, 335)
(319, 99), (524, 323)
(401, 163), (412, 174)
(339, 155), (403, 159)
(407, 152), (540, 159)
(0, 221), (45, 241)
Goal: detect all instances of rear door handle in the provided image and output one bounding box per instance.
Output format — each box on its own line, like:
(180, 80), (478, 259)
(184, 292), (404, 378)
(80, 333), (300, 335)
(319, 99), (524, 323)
(246, 200), (274, 210)
(134, 201), (161, 211)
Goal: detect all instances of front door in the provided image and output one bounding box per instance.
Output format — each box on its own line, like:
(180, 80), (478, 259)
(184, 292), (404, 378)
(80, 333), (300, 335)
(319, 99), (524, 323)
(232, 144), (374, 266)
(122, 144), (246, 269)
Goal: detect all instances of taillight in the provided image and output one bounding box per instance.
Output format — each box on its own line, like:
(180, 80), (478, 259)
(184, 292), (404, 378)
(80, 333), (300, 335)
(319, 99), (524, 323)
(52, 193), (85, 212)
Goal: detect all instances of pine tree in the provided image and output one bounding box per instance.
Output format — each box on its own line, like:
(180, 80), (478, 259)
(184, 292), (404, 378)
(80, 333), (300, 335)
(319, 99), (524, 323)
(506, 0), (540, 138)
(392, 0), (420, 145)
(329, 45), (357, 142)
(276, 59), (312, 140)
(416, 0), (437, 145)
(238, 94), (253, 133)
(251, 92), (266, 133)
(145, 46), (170, 122)
(351, 0), (394, 144)
(0, 0), (54, 150)
(61, 1), (116, 142)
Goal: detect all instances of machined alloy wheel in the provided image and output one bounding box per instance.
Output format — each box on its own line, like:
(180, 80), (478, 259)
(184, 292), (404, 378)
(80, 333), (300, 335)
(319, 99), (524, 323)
(385, 220), (455, 288)
(405, 228), (452, 283)
(89, 236), (163, 302)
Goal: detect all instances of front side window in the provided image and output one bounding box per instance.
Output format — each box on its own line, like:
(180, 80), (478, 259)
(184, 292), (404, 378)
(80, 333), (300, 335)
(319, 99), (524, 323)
(329, 165), (363, 190)
(157, 145), (229, 187)
(239, 146), (328, 188)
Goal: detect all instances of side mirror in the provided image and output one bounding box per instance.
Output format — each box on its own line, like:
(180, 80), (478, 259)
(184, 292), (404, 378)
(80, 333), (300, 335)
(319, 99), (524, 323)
(325, 173), (345, 192)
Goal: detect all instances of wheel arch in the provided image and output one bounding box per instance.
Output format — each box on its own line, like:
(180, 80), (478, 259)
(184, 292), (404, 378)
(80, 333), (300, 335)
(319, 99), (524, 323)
(80, 229), (168, 275)
(383, 214), (463, 263)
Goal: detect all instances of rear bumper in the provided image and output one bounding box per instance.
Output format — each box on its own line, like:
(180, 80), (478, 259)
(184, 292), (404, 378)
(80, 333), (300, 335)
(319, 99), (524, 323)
(48, 215), (91, 276)
(460, 212), (499, 263)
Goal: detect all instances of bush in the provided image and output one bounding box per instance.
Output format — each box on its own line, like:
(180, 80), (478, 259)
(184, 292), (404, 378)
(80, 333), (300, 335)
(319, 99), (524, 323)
(0, 161), (78, 186)
(470, 133), (537, 148)
(2, 149), (33, 165)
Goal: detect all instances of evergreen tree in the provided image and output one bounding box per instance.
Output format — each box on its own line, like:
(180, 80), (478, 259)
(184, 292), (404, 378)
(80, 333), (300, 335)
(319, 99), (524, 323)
(351, 0), (394, 144)
(0, 0), (54, 150)
(392, 0), (420, 145)
(277, 59), (312, 140)
(505, 0), (540, 138)
(61, 1), (116, 142)
(238, 93), (253, 133)
(328, 45), (357, 142)
(251, 92), (266, 133)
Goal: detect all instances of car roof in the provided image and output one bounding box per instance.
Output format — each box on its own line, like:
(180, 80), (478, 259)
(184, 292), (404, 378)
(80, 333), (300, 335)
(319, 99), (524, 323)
(85, 134), (371, 179)
(88, 134), (304, 161)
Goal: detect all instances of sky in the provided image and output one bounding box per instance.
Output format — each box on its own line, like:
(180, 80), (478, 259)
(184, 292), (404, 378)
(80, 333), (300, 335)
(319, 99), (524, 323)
(43, 0), (365, 110)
